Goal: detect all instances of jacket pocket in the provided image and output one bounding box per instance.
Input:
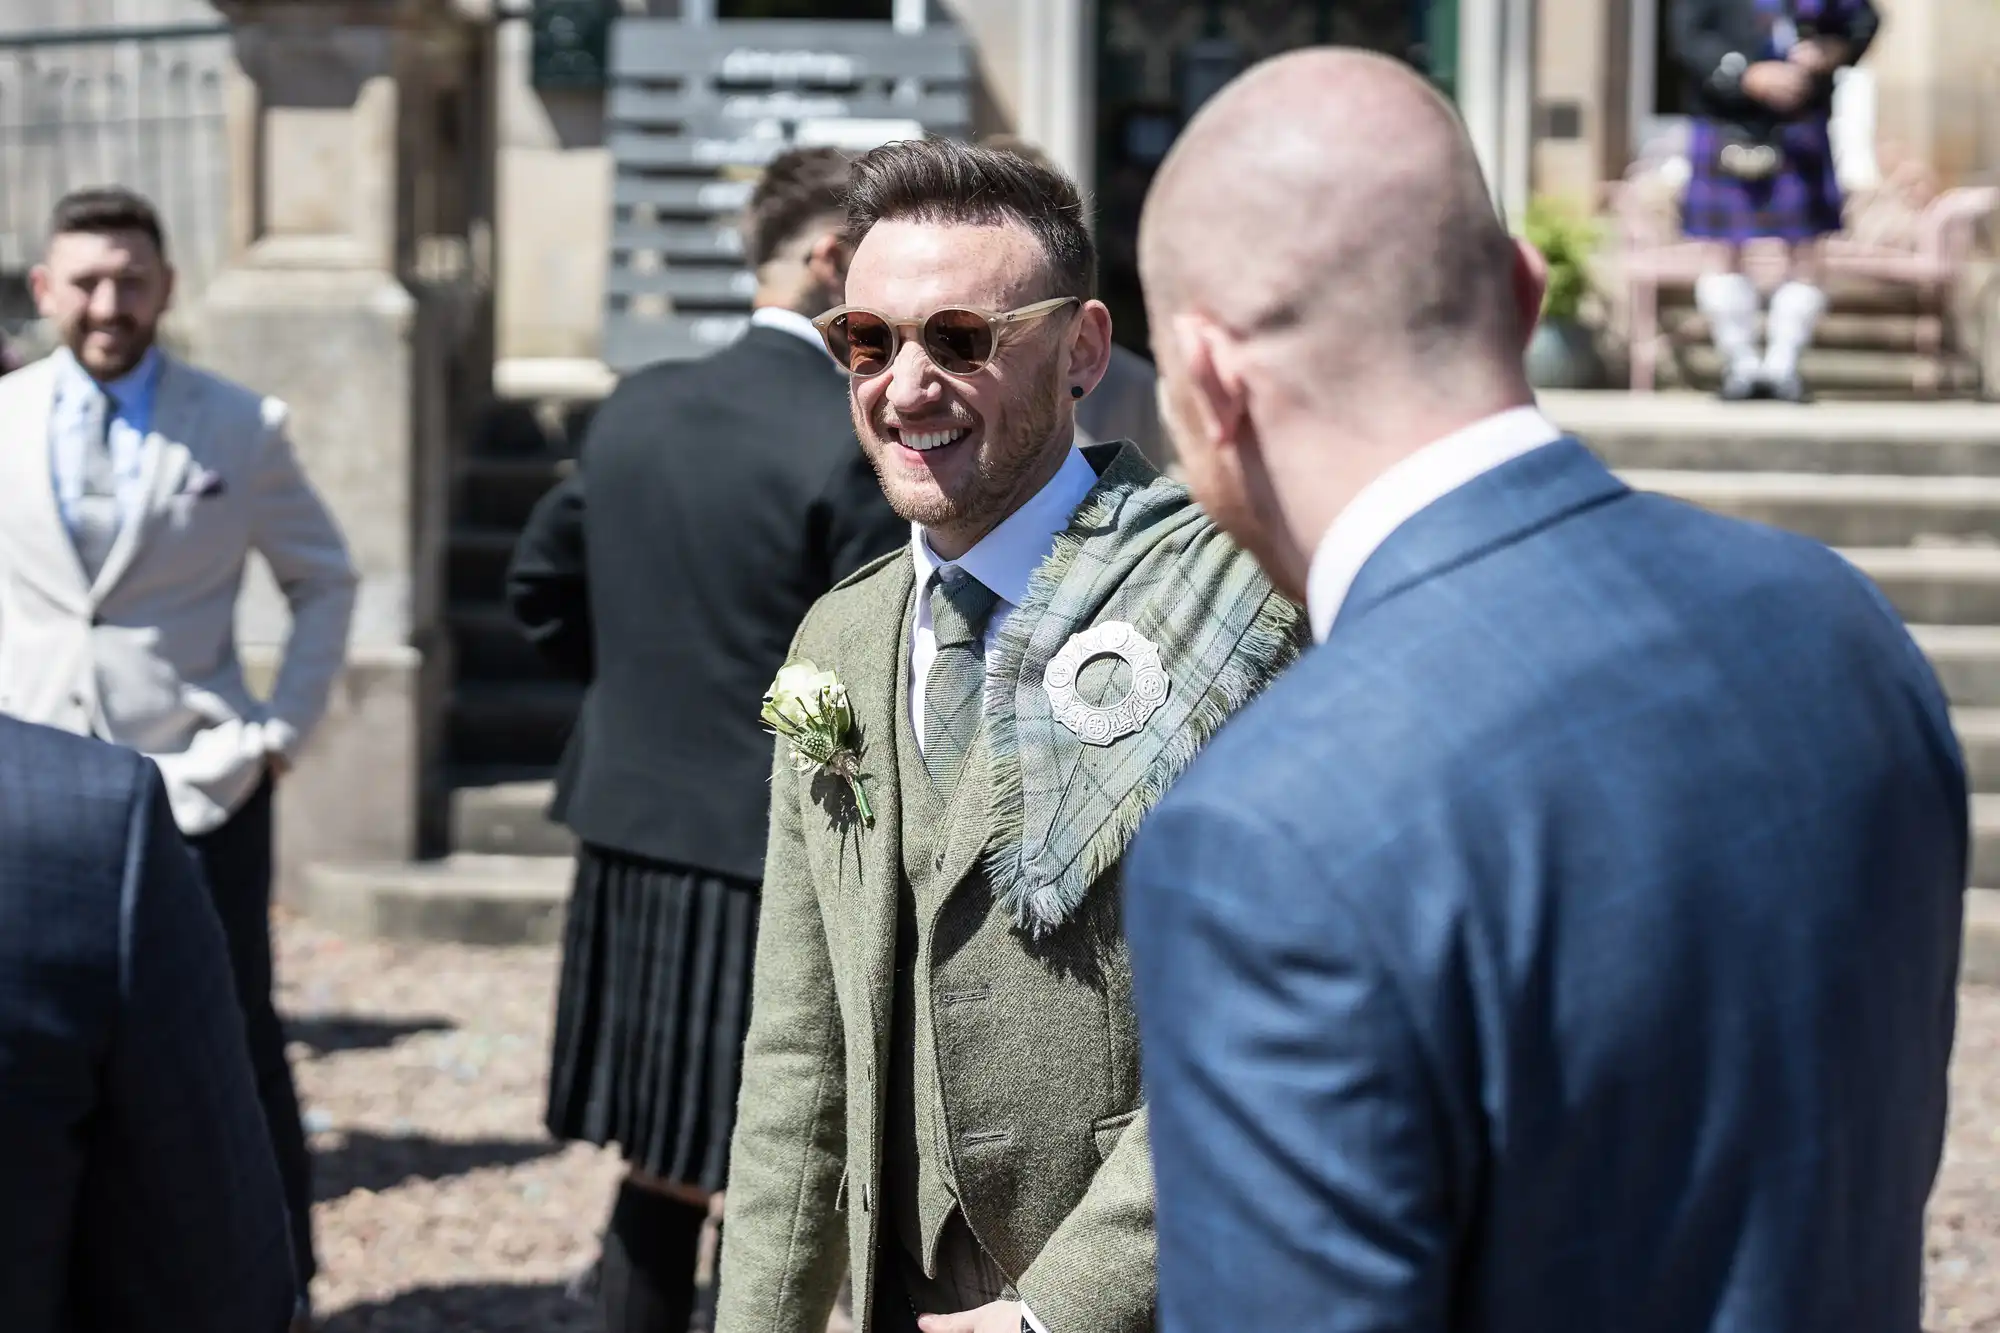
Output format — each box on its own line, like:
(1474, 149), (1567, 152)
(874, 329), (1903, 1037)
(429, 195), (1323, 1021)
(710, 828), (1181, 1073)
(1090, 1108), (1140, 1162)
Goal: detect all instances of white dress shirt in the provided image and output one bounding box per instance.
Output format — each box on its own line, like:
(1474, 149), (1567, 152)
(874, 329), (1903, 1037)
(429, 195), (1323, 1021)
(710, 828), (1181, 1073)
(1305, 406), (1565, 642)
(49, 344), (162, 539)
(907, 448), (1099, 753)
(749, 304), (832, 358)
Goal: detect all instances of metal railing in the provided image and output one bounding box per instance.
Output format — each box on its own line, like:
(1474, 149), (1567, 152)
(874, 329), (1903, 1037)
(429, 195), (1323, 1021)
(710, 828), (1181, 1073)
(0, 22), (231, 305)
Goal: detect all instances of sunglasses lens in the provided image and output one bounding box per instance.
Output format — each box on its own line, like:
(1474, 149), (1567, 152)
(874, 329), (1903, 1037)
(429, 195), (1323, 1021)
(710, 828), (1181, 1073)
(923, 309), (994, 374)
(834, 311), (894, 377)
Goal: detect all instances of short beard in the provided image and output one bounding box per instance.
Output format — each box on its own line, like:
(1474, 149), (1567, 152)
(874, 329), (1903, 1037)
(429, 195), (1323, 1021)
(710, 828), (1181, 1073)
(67, 318), (156, 380)
(877, 346), (1066, 537)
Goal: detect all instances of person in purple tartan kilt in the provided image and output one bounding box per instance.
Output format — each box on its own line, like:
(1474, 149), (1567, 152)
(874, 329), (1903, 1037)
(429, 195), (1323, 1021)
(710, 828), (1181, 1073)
(1671, 0), (1879, 401)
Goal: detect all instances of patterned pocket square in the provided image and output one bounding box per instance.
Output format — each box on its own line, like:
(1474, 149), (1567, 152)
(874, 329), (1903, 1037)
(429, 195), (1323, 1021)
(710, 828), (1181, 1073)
(182, 466), (226, 498)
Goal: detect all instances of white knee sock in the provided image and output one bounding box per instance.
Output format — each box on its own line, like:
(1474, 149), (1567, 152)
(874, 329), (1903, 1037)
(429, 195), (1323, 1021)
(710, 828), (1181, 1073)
(1694, 272), (1763, 379)
(1762, 281), (1827, 381)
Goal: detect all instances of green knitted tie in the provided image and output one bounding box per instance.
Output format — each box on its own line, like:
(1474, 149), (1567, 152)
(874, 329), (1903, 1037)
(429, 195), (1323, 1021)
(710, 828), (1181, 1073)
(923, 569), (1001, 798)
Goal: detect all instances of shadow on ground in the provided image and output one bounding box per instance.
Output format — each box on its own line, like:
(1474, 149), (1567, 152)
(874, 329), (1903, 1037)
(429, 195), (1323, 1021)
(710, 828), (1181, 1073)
(286, 1014), (458, 1057)
(320, 1281), (591, 1332)
(314, 1131), (564, 1202)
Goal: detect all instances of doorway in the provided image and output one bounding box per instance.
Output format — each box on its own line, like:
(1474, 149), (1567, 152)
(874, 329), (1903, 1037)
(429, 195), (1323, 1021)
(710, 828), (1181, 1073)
(1092, 0), (1453, 353)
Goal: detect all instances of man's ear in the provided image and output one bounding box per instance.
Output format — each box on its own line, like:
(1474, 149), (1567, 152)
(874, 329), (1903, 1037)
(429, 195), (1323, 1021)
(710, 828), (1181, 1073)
(28, 264), (51, 317)
(1509, 235), (1549, 350)
(807, 232), (849, 299)
(1172, 312), (1250, 456)
(1067, 299), (1116, 398)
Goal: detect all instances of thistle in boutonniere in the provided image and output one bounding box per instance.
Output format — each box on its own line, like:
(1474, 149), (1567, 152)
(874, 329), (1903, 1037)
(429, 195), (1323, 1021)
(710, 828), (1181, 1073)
(762, 660), (873, 826)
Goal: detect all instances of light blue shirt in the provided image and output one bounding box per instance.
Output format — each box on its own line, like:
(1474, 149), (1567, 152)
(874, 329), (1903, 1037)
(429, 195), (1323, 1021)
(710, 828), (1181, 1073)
(906, 445), (1099, 750)
(49, 344), (163, 538)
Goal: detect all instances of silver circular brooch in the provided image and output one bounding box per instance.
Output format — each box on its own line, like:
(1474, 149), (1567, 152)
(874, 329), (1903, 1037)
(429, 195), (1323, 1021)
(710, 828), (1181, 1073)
(1042, 621), (1171, 746)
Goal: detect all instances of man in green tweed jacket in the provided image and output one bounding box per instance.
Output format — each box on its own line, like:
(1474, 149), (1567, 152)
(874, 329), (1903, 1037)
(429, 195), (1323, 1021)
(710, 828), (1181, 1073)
(718, 139), (1302, 1333)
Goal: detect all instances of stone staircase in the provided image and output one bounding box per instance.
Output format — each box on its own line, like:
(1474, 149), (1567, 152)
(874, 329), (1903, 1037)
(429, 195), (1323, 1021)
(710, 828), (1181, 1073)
(1547, 391), (2000, 980)
(299, 395), (595, 945)
(1650, 277), (1988, 399)
(301, 389), (2000, 972)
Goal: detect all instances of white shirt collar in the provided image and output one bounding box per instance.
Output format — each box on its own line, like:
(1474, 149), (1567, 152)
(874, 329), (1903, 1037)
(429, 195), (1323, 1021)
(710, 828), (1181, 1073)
(911, 445), (1099, 607)
(749, 305), (832, 360)
(1305, 406), (1564, 642)
(53, 343), (161, 404)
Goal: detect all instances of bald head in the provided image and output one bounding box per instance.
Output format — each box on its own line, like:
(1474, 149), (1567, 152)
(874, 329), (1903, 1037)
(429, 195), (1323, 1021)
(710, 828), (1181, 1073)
(1141, 48), (1527, 393)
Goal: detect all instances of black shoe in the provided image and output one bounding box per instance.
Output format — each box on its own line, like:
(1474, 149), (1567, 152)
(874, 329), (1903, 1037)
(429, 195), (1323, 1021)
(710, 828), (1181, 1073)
(1766, 372), (1814, 404)
(1717, 367), (1760, 401)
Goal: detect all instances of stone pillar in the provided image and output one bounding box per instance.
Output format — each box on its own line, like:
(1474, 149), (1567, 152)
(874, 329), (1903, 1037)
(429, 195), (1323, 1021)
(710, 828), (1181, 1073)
(1460, 0), (1534, 220)
(1014, 0), (1097, 197)
(200, 0), (490, 899)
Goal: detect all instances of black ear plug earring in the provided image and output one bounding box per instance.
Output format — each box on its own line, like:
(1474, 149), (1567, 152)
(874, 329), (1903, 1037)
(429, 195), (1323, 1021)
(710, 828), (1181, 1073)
(1070, 385), (1085, 399)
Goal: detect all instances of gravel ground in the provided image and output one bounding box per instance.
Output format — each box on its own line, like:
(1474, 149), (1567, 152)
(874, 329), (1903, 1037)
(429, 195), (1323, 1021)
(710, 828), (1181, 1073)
(279, 908), (622, 1332)
(279, 908), (2000, 1331)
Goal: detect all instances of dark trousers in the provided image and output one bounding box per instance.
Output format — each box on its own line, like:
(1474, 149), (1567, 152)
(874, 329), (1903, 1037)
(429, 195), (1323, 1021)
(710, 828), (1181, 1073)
(869, 1250), (923, 1333)
(188, 776), (316, 1290)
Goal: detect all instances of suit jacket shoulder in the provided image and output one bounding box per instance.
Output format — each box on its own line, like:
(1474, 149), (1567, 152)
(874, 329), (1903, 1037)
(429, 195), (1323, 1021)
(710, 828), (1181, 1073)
(792, 547), (911, 665)
(825, 545), (908, 598)
(158, 354), (282, 439)
(0, 353), (281, 439)
(0, 354), (57, 409)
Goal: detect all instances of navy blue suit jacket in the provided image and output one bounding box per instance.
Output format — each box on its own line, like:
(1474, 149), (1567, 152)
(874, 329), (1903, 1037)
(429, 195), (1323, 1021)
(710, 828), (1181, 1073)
(0, 718), (296, 1332)
(1127, 439), (1966, 1332)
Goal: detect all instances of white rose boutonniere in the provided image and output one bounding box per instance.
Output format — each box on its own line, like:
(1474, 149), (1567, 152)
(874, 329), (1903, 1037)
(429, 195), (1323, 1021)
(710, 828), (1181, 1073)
(761, 660), (874, 827)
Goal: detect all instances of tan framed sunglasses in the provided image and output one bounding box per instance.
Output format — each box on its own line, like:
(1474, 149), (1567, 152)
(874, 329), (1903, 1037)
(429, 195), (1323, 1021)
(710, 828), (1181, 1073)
(812, 297), (1080, 378)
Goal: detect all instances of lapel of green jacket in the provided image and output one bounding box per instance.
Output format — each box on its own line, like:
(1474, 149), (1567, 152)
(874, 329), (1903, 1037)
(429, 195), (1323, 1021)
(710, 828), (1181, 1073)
(829, 552), (916, 1041)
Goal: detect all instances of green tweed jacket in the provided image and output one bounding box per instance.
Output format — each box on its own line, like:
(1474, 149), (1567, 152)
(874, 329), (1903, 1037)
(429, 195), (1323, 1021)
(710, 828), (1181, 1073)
(717, 445), (1304, 1333)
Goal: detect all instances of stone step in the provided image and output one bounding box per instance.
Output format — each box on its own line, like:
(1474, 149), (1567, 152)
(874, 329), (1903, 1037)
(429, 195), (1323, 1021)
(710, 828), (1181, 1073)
(469, 395), (597, 460)
(1668, 309), (1949, 354)
(1957, 709), (2000, 792)
(1978, 795), (2000, 888)
(449, 680), (581, 769)
(1672, 345), (1983, 398)
(1647, 272), (1942, 315)
(1842, 547), (2000, 625)
(1911, 626), (2000, 709)
(299, 831), (2000, 973)
(451, 779), (573, 858)
(1622, 469), (2000, 548)
(298, 853), (569, 946)
(1967, 888), (2000, 985)
(448, 527), (517, 607)
(457, 456), (570, 531)
(450, 601), (564, 684)
(1541, 392), (2000, 476)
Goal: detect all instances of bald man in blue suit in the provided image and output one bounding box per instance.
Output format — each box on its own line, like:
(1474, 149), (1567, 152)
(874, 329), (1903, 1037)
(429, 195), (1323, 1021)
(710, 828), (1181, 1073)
(1125, 50), (1965, 1333)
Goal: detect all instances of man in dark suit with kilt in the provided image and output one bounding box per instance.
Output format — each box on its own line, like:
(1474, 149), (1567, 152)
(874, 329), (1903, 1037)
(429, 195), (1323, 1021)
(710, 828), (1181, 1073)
(508, 146), (905, 1333)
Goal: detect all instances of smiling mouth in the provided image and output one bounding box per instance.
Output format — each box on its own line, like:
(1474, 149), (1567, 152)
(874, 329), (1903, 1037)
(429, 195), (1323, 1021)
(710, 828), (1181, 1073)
(896, 425), (972, 454)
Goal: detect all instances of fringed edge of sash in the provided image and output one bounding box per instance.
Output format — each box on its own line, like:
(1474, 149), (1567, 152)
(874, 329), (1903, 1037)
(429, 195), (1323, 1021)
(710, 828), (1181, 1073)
(979, 464), (1305, 936)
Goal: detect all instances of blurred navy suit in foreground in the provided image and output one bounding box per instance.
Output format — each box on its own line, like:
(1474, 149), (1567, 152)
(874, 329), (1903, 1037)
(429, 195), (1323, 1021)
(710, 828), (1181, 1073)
(1128, 439), (1967, 1332)
(0, 717), (295, 1332)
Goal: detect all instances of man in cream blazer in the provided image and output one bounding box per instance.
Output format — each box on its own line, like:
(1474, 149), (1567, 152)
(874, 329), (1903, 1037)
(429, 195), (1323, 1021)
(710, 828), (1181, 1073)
(0, 188), (355, 1315)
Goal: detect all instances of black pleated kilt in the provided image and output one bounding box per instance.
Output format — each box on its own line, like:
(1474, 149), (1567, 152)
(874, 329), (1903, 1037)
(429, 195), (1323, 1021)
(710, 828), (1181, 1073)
(545, 844), (759, 1189)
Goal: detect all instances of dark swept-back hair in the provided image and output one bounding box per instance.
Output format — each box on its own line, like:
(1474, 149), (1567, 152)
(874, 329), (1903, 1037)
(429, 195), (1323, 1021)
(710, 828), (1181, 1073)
(743, 146), (852, 269)
(49, 186), (168, 259)
(845, 138), (1096, 301)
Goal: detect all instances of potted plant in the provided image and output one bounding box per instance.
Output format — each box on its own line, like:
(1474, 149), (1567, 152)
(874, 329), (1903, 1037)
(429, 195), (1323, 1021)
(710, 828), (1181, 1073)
(1522, 195), (1607, 389)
